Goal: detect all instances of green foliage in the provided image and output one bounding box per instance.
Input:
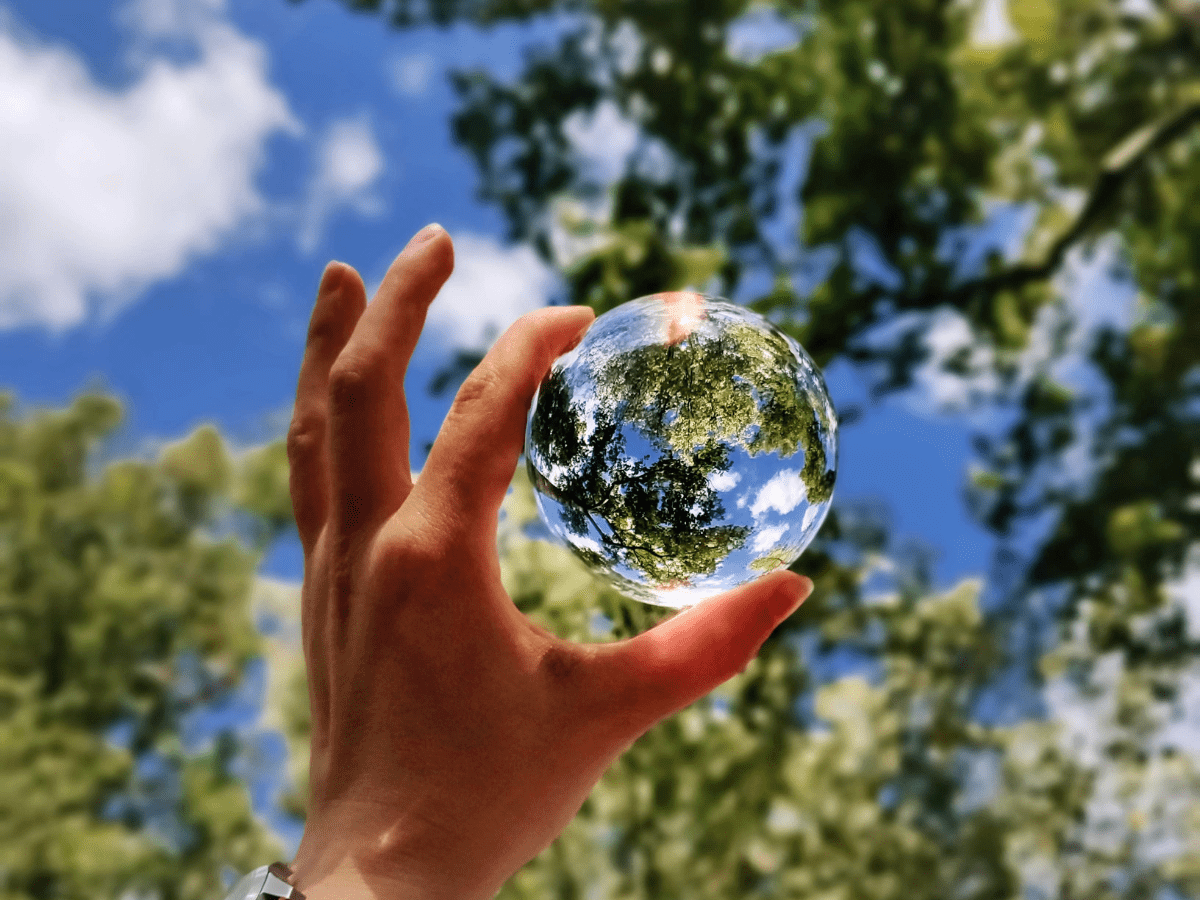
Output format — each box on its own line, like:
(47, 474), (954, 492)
(495, 476), (1013, 899)
(293, 0), (1200, 895)
(11, 0), (1200, 895)
(528, 312), (833, 587)
(0, 393), (288, 899)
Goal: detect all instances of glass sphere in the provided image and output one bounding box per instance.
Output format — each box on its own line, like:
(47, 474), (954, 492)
(525, 292), (838, 609)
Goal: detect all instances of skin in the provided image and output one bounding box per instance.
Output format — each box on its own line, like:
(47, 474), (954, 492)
(285, 224), (813, 900)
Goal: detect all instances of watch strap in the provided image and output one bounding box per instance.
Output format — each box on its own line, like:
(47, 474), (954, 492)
(224, 862), (306, 900)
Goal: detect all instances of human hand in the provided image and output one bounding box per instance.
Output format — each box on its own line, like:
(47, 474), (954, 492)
(284, 225), (812, 900)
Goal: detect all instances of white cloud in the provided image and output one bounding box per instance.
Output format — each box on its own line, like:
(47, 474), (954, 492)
(422, 232), (559, 351)
(1156, 667), (1200, 757)
(997, 239), (1138, 494)
(563, 99), (639, 186)
(749, 469), (806, 518)
(386, 51), (434, 97)
(607, 20), (643, 77)
(0, 0), (298, 333)
(971, 0), (1020, 47)
(1118, 0), (1160, 17)
(1043, 650), (1122, 770)
(900, 237), (1135, 422)
(911, 307), (1001, 413)
(568, 533), (604, 557)
(1169, 545), (1200, 643)
(297, 117), (385, 254)
(800, 501), (823, 534)
(708, 469), (742, 492)
(726, 6), (802, 64)
(751, 523), (787, 553)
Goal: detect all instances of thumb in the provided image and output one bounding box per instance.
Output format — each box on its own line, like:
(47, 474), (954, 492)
(413, 305), (595, 533)
(592, 570), (812, 739)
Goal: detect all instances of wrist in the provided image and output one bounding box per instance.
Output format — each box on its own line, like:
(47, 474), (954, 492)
(293, 854), (500, 900)
(289, 803), (507, 900)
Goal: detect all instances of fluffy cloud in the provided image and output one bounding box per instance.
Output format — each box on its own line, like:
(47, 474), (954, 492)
(970, 0), (1020, 47)
(897, 237), (1135, 423)
(0, 0), (299, 333)
(422, 231), (559, 351)
(909, 306), (1001, 414)
(563, 99), (639, 186)
(748, 469), (806, 518)
(708, 469), (741, 492)
(725, 6), (803, 63)
(751, 523), (788, 553)
(297, 117), (385, 254)
(386, 51), (434, 98)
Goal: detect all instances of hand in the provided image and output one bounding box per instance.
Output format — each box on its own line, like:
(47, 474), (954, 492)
(284, 224), (812, 900)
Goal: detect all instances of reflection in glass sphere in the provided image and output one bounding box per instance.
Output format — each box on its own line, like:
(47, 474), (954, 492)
(525, 292), (838, 609)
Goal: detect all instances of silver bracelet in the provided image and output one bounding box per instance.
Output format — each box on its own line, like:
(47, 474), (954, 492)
(222, 862), (306, 900)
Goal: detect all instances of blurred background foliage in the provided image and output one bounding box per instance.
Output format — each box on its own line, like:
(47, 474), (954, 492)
(0, 394), (289, 899)
(4, 0), (1200, 897)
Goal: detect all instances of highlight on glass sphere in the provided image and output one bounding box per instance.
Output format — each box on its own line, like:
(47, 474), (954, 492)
(524, 291), (838, 610)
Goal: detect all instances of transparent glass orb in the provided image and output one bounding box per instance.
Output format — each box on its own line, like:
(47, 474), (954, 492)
(525, 292), (838, 609)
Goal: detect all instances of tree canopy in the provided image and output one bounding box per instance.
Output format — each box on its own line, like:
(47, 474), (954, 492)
(527, 297), (835, 595)
(6, 0), (1199, 897)
(294, 0), (1200, 895)
(0, 393), (290, 900)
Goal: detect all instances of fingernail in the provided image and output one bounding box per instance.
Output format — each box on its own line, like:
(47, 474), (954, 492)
(565, 317), (593, 352)
(409, 223), (443, 247)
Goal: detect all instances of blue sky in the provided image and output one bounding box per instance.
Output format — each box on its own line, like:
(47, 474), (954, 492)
(0, 0), (1022, 856)
(0, 0), (998, 594)
(12, 0), (1200, 877)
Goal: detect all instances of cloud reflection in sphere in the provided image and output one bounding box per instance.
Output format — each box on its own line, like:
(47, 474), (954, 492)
(525, 293), (838, 609)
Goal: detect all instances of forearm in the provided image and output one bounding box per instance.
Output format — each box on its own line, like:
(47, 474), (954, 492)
(288, 805), (510, 900)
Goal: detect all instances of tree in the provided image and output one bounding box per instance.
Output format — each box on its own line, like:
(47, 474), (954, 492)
(0, 391), (293, 900)
(290, 0), (1200, 896)
(527, 299), (834, 594)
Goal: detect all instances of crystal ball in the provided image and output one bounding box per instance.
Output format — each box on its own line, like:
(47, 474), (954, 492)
(525, 292), (837, 609)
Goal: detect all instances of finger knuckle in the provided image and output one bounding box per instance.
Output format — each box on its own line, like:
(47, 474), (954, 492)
(286, 415), (325, 465)
(370, 519), (448, 592)
(328, 360), (375, 410)
(449, 364), (501, 416)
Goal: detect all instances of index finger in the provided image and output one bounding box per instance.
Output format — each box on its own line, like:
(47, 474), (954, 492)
(410, 305), (595, 539)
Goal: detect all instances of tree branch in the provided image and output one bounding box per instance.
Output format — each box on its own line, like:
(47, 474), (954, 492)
(930, 100), (1200, 308)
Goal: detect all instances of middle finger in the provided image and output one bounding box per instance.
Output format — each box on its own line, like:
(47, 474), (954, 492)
(327, 225), (453, 536)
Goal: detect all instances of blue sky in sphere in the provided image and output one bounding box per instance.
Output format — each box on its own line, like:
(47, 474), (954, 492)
(2, 0), (1133, 857)
(0, 0), (998, 593)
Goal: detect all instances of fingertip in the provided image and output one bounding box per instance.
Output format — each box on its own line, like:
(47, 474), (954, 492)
(319, 260), (367, 298)
(319, 260), (346, 292)
(404, 224), (454, 272)
(509, 305), (596, 385)
(546, 302), (595, 328)
(570, 303), (596, 326)
(408, 222), (445, 247)
(768, 570), (812, 620)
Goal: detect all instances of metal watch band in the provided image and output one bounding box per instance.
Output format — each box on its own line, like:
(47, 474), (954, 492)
(223, 862), (306, 900)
